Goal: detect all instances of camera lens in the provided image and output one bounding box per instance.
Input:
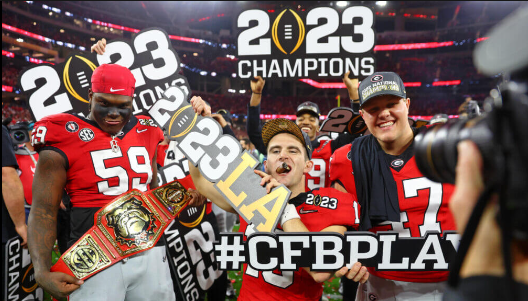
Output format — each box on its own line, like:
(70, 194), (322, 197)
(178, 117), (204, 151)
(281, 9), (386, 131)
(415, 117), (494, 184)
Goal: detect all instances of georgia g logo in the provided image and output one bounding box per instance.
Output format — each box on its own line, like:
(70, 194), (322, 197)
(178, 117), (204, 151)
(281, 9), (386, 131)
(371, 75), (383, 82)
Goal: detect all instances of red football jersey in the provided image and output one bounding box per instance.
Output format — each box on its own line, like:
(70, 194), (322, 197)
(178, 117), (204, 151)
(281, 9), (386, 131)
(238, 188), (360, 301)
(14, 150), (39, 205)
(329, 144), (456, 283)
(32, 113), (164, 208)
(305, 140), (333, 191)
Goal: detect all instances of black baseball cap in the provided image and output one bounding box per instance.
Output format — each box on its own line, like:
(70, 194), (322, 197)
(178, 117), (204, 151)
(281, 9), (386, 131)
(296, 101), (320, 117)
(358, 72), (406, 108)
(216, 109), (232, 125)
(262, 118), (312, 160)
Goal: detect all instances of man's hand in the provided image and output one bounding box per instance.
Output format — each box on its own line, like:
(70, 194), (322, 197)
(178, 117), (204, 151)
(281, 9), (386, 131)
(36, 271), (84, 299)
(187, 188), (207, 207)
(91, 38), (106, 55)
(343, 71), (359, 100)
(190, 96), (212, 117)
(15, 224), (28, 248)
(250, 76), (265, 94)
(450, 141), (484, 232)
(211, 113), (227, 127)
(335, 262), (369, 284)
(254, 170), (280, 193)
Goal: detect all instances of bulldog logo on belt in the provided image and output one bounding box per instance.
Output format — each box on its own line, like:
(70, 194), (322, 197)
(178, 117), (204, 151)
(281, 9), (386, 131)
(105, 198), (157, 247)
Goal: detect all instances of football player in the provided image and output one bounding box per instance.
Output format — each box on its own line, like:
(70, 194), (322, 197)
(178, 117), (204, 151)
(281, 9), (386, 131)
(28, 64), (175, 300)
(188, 96), (369, 301)
(247, 72), (361, 191)
(330, 72), (457, 301)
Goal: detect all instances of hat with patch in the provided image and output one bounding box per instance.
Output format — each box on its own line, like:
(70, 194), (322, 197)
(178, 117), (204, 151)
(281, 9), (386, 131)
(216, 109), (232, 125)
(262, 118), (312, 159)
(91, 64), (136, 97)
(296, 101), (320, 117)
(359, 72), (406, 108)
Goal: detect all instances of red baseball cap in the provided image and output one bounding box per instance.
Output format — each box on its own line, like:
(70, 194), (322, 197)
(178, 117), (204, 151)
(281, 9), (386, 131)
(91, 64), (136, 97)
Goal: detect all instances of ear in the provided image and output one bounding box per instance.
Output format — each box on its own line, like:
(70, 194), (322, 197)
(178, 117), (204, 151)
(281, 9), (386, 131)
(88, 88), (94, 109)
(303, 160), (314, 174)
(359, 109), (364, 117)
(405, 98), (411, 109)
(264, 160), (269, 174)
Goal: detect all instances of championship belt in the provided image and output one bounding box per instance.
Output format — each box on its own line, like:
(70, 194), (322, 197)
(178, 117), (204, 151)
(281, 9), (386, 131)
(51, 178), (193, 280)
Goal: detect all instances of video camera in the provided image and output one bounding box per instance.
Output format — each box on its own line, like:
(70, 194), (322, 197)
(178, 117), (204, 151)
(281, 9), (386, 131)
(7, 121), (32, 150)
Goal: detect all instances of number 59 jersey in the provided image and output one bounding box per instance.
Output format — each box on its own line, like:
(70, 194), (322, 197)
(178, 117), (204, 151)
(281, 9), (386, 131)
(32, 113), (164, 208)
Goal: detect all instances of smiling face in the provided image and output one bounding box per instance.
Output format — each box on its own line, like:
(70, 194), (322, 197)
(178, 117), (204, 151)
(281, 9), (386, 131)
(265, 133), (312, 194)
(360, 95), (413, 150)
(88, 89), (133, 136)
(296, 113), (320, 141)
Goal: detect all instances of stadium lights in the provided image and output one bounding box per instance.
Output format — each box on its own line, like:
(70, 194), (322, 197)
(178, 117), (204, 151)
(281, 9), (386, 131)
(228, 89), (236, 93)
(376, 1), (387, 6)
(336, 1), (348, 7)
(231, 73), (237, 78)
(211, 72), (217, 77)
(239, 90), (246, 93)
(200, 71), (208, 76)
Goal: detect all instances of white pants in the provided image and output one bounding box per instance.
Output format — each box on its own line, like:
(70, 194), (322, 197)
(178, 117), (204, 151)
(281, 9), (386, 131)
(70, 246), (176, 301)
(356, 273), (446, 301)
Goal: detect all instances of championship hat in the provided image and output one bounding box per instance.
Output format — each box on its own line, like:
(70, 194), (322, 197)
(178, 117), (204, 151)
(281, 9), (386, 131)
(262, 118), (312, 160)
(91, 64), (136, 97)
(358, 72), (406, 108)
(216, 109), (232, 125)
(296, 101), (321, 117)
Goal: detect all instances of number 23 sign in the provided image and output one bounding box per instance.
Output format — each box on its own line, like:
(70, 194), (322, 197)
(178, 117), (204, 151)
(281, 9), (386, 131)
(18, 28), (190, 121)
(236, 6), (376, 79)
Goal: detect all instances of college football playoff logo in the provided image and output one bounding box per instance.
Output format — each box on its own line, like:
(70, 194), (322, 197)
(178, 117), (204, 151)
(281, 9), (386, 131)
(65, 121), (79, 133)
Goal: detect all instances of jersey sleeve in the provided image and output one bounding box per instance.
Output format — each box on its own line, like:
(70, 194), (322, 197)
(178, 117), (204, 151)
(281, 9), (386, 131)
(329, 144), (356, 195)
(299, 188), (360, 232)
(31, 114), (76, 168)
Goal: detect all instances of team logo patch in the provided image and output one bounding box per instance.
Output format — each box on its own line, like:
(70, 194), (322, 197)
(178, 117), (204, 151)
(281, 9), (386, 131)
(368, 293), (378, 301)
(347, 150), (352, 161)
(79, 128), (95, 142)
(65, 121), (79, 133)
(371, 74), (383, 82)
(391, 159), (404, 168)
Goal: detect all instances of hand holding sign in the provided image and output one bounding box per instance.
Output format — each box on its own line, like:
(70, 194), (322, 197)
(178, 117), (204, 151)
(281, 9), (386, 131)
(19, 28), (190, 121)
(147, 86), (291, 232)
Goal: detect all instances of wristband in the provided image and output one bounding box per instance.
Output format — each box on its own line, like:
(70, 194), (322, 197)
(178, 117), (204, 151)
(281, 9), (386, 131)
(51, 178), (193, 280)
(252, 91), (262, 95)
(280, 203), (300, 227)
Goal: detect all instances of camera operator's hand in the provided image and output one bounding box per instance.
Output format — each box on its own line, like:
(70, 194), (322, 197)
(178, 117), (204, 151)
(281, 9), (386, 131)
(450, 141), (505, 279)
(450, 141), (485, 231)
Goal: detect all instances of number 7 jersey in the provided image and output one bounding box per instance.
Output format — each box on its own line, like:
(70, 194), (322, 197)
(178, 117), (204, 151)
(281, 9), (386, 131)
(329, 143), (456, 283)
(32, 113), (164, 208)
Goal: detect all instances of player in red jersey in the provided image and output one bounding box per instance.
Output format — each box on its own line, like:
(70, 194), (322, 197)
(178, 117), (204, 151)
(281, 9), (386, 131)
(330, 72), (457, 301)
(247, 75), (360, 191)
(27, 64), (176, 300)
(188, 96), (369, 300)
